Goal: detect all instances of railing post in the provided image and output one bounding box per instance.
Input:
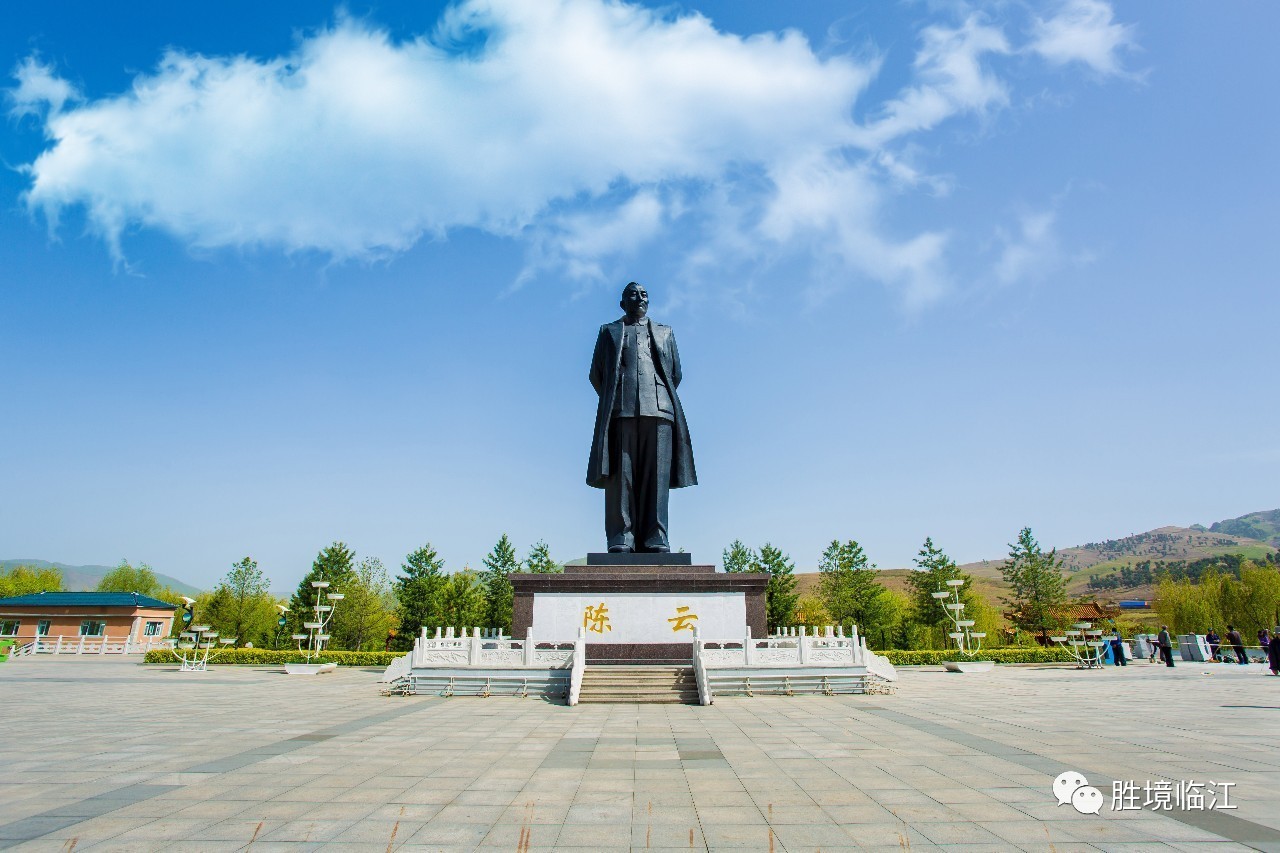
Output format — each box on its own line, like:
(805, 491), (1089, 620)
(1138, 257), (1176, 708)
(799, 626), (810, 665)
(744, 625), (754, 667)
(523, 627), (535, 666)
(56, 635), (63, 654)
(77, 635), (85, 655)
(468, 628), (481, 666)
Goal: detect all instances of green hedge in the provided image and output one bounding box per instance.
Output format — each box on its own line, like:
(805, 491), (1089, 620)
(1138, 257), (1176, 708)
(879, 647), (1076, 666)
(143, 648), (401, 666)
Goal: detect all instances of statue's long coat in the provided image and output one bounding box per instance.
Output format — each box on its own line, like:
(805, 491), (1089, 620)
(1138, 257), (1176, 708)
(587, 318), (697, 489)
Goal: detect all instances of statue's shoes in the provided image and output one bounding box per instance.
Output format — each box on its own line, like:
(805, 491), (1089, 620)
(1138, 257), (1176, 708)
(608, 545), (633, 553)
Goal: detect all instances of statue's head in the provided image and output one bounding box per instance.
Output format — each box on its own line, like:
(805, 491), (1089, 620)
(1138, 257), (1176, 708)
(620, 281), (648, 320)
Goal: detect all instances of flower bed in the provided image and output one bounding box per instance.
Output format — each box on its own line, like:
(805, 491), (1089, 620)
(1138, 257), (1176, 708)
(143, 648), (402, 666)
(879, 647), (1075, 666)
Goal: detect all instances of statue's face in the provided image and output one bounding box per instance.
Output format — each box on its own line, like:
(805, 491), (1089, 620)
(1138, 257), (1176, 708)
(620, 283), (648, 319)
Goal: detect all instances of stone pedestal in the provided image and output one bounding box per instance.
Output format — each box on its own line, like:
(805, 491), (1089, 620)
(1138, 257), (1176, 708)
(511, 555), (768, 664)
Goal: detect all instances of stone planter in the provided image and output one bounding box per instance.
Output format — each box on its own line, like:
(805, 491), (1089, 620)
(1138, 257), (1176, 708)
(943, 660), (994, 673)
(284, 662), (338, 675)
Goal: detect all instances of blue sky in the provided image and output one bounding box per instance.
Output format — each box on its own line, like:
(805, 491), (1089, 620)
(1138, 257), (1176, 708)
(2, 1), (1276, 592)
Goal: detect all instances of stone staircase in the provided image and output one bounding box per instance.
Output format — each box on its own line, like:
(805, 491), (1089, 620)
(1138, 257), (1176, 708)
(577, 665), (700, 704)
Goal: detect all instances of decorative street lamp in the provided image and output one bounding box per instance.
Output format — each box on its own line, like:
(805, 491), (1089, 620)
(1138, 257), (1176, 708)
(273, 603), (289, 650)
(284, 580), (344, 675)
(171, 598), (235, 672)
(933, 579), (993, 673)
(1050, 622), (1108, 668)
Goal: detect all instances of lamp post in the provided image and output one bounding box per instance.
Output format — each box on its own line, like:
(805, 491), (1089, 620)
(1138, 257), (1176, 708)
(933, 579), (992, 673)
(273, 604), (289, 650)
(284, 580), (344, 675)
(171, 598), (235, 672)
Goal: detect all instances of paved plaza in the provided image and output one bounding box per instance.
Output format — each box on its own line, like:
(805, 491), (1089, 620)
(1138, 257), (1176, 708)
(1, 657), (1278, 852)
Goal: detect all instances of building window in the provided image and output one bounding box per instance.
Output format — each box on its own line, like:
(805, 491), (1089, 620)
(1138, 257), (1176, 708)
(37, 621), (51, 636)
(144, 621), (164, 636)
(79, 621), (107, 637)
(0, 620), (19, 636)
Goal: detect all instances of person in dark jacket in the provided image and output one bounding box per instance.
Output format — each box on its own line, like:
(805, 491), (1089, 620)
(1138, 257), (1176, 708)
(1268, 627), (1280, 676)
(1225, 625), (1247, 665)
(1109, 629), (1127, 666)
(1205, 628), (1221, 661)
(1157, 626), (1175, 667)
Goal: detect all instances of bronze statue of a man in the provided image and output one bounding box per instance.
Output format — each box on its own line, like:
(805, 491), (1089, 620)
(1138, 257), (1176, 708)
(587, 282), (697, 553)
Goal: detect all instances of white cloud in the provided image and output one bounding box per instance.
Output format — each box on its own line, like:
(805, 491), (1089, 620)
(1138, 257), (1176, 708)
(994, 210), (1058, 286)
(10, 0), (1135, 308)
(854, 14), (1010, 148)
(1030, 0), (1134, 76)
(9, 57), (78, 116)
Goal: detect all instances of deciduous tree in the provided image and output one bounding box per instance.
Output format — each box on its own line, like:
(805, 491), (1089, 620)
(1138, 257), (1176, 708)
(203, 557), (275, 647)
(439, 568), (487, 630)
(336, 557), (395, 651)
(0, 564), (63, 598)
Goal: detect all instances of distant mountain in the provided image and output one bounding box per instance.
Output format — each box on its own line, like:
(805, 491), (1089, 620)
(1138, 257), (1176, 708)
(955, 512), (1277, 599)
(792, 509), (1279, 604)
(0, 559), (202, 597)
(1209, 509), (1280, 547)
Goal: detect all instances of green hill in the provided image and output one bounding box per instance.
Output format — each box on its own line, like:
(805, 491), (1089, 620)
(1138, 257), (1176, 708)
(1210, 509), (1280, 547)
(0, 559), (202, 597)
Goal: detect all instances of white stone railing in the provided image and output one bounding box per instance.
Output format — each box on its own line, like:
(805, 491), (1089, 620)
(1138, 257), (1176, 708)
(693, 625), (899, 692)
(694, 625), (868, 668)
(9, 636), (174, 657)
(410, 627), (575, 670)
(691, 628), (711, 705)
(568, 628), (586, 707)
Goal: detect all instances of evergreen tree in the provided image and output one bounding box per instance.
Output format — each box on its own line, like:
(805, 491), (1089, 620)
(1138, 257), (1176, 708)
(394, 544), (446, 650)
(481, 534), (519, 633)
(289, 542), (357, 636)
(524, 541), (562, 574)
(722, 540), (759, 573)
(817, 539), (895, 641)
(758, 543), (798, 629)
(1000, 527), (1069, 643)
(907, 537), (972, 633)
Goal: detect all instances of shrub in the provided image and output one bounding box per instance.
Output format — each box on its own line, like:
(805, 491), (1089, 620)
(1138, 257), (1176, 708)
(143, 648), (401, 666)
(879, 647), (1075, 666)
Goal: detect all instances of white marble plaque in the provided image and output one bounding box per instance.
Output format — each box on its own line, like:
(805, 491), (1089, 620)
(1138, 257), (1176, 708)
(530, 592), (746, 644)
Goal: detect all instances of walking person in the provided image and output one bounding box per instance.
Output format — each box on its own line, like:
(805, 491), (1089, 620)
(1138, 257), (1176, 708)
(1109, 629), (1128, 666)
(1157, 625), (1175, 668)
(1258, 628), (1270, 664)
(1206, 628), (1221, 662)
(1268, 627), (1280, 677)
(1226, 625), (1247, 665)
